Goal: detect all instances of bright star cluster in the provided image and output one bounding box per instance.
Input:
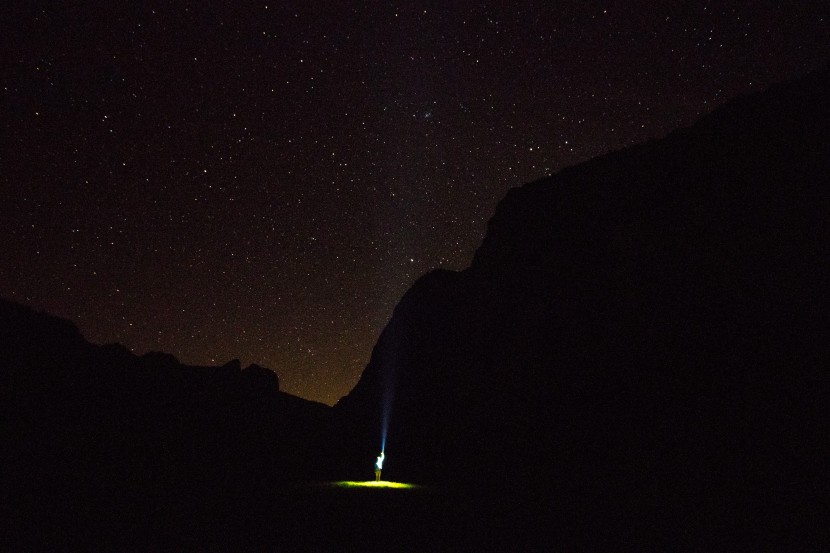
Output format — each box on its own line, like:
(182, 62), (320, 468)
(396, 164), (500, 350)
(1, 2), (828, 404)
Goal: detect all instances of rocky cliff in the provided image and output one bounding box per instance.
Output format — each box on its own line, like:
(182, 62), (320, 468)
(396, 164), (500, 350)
(334, 68), (830, 547)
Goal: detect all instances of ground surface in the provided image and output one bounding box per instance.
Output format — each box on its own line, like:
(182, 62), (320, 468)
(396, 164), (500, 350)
(218, 481), (548, 551)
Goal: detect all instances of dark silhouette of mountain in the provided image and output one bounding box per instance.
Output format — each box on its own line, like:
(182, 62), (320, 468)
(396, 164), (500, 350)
(3, 67), (829, 550)
(333, 68), (830, 548)
(0, 298), (330, 550)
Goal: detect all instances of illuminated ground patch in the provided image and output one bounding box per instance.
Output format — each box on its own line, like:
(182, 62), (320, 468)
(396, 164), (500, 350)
(332, 481), (419, 489)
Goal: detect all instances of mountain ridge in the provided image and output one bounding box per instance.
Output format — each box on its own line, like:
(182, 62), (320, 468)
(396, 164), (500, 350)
(331, 66), (829, 547)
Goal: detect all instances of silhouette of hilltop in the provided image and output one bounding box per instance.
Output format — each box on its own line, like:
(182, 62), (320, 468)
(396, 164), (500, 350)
(333, 67), (830, 548)
(0, 298), (330, 549)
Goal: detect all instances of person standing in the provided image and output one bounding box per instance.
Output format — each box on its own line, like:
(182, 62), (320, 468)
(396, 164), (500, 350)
(374, 451), (385, 481)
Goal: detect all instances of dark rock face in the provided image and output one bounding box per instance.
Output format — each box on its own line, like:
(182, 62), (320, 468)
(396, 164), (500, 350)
(242, 362), (280, 395)
(0, 299), (329, 550)
(334, 69), (830, 546)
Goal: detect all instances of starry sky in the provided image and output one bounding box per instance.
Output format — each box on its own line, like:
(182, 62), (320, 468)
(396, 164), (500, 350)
(2, 1), (828, 405)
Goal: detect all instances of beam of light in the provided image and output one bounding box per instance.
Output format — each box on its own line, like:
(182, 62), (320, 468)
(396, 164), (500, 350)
(380, 345), (401, 454)
(381, 365), (394, 453)
(381, 410), (388, 453)
(333, 481), (418, 489)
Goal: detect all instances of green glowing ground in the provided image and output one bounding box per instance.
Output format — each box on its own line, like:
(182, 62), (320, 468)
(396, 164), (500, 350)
(332, 481), (419, 489)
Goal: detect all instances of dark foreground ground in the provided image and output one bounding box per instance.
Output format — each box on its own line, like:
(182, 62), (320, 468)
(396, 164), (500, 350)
(12, 475), (825, 551)
(160, 483), (550, 552)
(12, 481), (553, 552)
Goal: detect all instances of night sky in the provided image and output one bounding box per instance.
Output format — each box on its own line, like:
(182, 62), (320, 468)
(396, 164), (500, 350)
(2, 2), (828, 405)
